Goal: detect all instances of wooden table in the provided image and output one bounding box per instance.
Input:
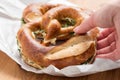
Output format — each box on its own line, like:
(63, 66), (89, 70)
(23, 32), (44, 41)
(0, 51), (120, 80)
(0, 0), (120, 80)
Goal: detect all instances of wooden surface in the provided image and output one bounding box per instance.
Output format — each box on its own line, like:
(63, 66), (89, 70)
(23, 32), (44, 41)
(0, 0), (120, 80)
(0, 51), (120, 80)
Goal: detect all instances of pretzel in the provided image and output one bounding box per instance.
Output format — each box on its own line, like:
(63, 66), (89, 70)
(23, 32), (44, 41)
(17, 4), (98, 69)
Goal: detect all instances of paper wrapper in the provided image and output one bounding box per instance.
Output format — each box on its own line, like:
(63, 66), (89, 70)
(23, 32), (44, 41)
(0, 0), (120, 77)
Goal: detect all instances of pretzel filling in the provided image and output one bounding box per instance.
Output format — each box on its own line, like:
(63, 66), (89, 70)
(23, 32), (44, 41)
(17, 4), (98, 69)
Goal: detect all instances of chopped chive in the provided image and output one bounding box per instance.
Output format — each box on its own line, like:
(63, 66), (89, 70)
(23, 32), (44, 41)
(21, 18), (26, 24)
(61, 17), (76, 28)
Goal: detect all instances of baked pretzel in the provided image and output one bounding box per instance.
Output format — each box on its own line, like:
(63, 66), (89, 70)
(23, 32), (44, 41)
(17, 3), (98, 69)
(23, 3), (61, 22)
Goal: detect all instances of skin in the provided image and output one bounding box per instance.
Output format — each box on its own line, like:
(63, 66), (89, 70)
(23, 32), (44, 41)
(74, 0), (120, 61)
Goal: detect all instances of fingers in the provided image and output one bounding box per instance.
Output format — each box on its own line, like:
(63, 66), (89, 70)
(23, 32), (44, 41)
(97, 31), (116, 49)
(74, 15), (96, 34)
(97, 49), (120, 61)
(97, 28), (115, 40)
(97, 41), (116, 55)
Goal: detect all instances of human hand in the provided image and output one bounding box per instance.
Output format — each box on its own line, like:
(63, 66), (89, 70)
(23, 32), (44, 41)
(74, 0), (120, 61)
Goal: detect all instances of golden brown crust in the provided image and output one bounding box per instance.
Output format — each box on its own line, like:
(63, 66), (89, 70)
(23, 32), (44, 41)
(17, 3), (98, 69)
(23, 3), (62, 22)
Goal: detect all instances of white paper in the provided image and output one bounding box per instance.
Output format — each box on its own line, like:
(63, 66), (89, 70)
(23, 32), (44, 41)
(0, 0), (120, 77)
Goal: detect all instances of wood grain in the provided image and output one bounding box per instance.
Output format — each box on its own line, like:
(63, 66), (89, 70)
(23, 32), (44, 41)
(0, 51), (120, 80)
(0, 0), (120, 80)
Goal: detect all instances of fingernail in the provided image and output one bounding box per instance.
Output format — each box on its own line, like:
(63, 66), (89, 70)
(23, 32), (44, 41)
(73, 27), (79, 33)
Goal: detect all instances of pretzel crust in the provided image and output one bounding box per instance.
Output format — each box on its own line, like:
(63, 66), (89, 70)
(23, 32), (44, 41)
(23, 3), (62, 22)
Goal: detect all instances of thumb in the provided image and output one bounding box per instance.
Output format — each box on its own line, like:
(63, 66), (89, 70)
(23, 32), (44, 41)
(74, 14), (96, 34)
(74, 3), (115, 34)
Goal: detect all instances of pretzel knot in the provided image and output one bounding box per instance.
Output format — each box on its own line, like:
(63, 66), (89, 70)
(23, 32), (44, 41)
(41, 6), (83, 44)
(17, 3), (98, 69)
